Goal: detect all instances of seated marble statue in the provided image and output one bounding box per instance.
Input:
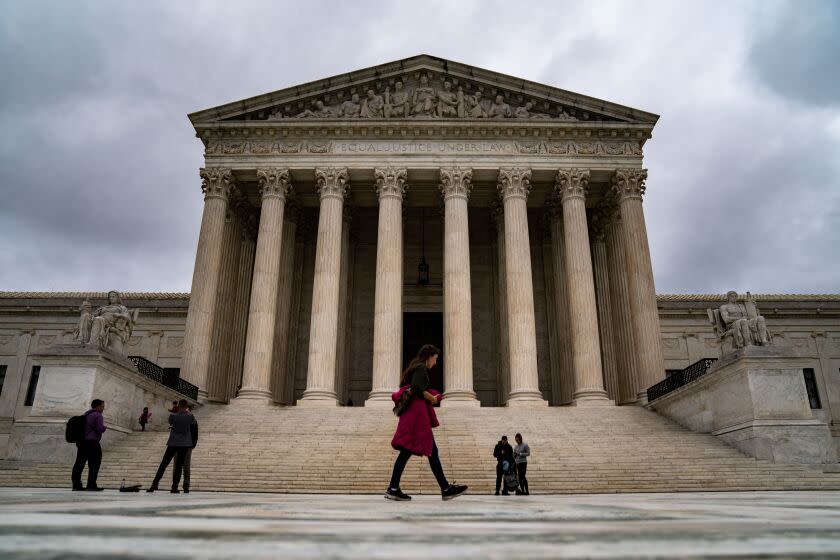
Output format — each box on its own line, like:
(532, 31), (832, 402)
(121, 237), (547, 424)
(710, 291), (770, 349)
(84, 290), (138, 355)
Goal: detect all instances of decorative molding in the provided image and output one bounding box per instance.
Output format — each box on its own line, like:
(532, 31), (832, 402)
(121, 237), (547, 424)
(497, 167), (532, 200)
(257, 72), (581, 122)
(611, 168), (648, 201)
(588, 206), (612, 242)
(374, 167), (407, 200)
(204, 138), (644, 158)
(315, 168), (349, 200)
(256, 168), (293, 200)
(555, 168), (591, 202)
(439, 168), (473, 201)
(199, 167), (235, 201)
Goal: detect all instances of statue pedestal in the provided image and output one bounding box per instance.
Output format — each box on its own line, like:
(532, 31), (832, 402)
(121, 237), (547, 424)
(6, 345), (197, 463)
(648, 346), (837, 465)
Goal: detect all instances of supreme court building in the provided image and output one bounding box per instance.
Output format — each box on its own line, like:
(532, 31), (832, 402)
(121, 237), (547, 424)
(180, 55), (664, 408)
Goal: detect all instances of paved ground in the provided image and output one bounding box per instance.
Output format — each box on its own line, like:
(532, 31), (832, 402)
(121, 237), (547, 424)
(1, 488), (840, 559)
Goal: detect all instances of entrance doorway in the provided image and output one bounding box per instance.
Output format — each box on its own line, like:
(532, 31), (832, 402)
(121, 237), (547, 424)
(402, 312), (444, 393)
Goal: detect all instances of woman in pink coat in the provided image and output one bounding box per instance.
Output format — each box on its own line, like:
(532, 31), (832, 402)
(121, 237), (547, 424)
(385, 344), (469, 501)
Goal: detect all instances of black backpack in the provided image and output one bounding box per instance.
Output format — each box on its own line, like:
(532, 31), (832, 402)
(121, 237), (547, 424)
(65, 412), (90, 443)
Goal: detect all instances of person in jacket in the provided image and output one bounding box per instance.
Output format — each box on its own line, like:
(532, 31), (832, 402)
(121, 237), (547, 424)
(147, 399), (197, 493)
(180, 403), (196, 493)
(493, 435), (514, 495)
(385, 344), (468, 502)
(71, 399), (107, 491)
(138, 407), (151, 431)
(514, 433), (530, 495)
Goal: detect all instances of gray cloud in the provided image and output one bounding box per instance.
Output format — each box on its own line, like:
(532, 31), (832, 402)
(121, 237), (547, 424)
(748, 0), (840, 107)
(0, 0), (838, 295)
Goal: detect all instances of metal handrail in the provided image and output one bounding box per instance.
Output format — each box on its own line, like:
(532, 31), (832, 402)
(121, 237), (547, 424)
(127, 356), (198, 400)
(647, 358), (718, 402)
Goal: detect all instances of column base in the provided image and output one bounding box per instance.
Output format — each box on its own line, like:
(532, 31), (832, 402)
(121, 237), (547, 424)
(234, 387), (273, 400)
(636, 390), (650, 405)
(297, 389), (339, 407)
(441, 390), (480, 407)
(365, 391), (395, 407)
(572, 388), (613, 406)
(506, 390), (548, 407)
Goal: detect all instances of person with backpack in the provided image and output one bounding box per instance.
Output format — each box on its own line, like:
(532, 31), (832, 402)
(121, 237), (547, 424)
(70, 399), (107, 491)
(513, 433), (530, 495)
(385, 344), (468, 502)
(493, 435), (514, 495)
(147, 399), (197, 493)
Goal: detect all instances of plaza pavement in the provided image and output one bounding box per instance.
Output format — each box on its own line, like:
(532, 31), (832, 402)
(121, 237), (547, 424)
(1, 488), (840, 558)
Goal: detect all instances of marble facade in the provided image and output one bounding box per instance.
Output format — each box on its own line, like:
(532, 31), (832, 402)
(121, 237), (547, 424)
(1, 57), (839, 460)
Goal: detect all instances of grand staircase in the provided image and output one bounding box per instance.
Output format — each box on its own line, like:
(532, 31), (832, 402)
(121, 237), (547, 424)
(2, 404), (840, 493)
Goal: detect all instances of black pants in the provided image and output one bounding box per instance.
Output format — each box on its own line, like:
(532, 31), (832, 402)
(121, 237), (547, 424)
(71, 440), (102, 489)
(151, 446), (188, 490)
(495, 462), (508, 493)
(389, 441), (449, 491)
(516, 462), (528, 494)
(182, 448), (193, 491)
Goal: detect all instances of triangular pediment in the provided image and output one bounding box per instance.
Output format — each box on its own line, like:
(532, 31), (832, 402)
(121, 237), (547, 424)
(188, 55), (658, 126)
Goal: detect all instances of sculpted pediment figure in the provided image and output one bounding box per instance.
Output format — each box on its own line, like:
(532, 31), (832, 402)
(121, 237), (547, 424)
(190, 55), (660, 126)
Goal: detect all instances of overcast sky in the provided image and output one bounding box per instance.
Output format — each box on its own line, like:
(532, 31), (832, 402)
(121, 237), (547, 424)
(1, 0), (838, 294)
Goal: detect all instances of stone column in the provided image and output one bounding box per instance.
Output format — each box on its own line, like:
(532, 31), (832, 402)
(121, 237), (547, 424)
(439, 168), (478, 406)
(367, 168), (407, 405)
(548, 200), (575, 405)
(605, 209), (639, 404)
(270, 204), (300, 404)
(491, 203), (510, 405)
(207, 207), (242, 402)
(611, 168), (665, 401)
(590, 210), (619, 402)
(283, 219), (308, 405)
(237, 168), (292, 401)
(228, 218), (256, 400)
(300, 168), (349, 406)
(555, 168), (610, 405)
(181, 168), (234, 398)
(334, 205), (354, 404)
(540, 228), (562, 406)
(498, 168), (546, 406)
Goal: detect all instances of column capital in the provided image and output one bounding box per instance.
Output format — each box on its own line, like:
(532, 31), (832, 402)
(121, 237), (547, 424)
(546, 193), (564, 222)
(256, 168), (293, 201)
(374, 167), (407, 200)
(199, 167), (235, 201)
(588, 206), (612, 243)
(555, 168), (591, 202)
(315, 167), (349, 200)
(611, 168), (648, 201)
(497, 167), (532, 200)
(439, 167), (472, 201)
(284, 201), (302, 225)
(490, 200), (505, 230)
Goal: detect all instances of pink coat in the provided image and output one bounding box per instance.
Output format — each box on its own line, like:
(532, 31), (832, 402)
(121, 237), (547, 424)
(390, 385), (441, 457)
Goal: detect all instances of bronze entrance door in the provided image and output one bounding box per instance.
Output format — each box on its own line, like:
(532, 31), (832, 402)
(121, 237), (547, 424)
(402, 312), (444, 393)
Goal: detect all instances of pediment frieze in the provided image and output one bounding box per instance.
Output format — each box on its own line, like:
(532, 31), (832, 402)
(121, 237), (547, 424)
(190, 56), (659, 127)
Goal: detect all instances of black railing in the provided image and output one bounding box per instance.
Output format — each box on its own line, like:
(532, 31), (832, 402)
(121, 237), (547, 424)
(647, 358), (719, 402)
(127, 356), (198, 400)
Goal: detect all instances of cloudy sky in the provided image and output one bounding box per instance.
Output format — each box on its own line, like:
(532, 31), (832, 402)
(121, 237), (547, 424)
(1, 0), (838, 294)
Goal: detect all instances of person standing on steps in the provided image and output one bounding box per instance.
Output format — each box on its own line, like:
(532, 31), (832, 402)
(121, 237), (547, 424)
(147, 399), (197, 493)
(181, 403), (196, 493)
(493, 435), (514, 495)
(71, 399), (107, 491)
(513, 433), (530, 495)
(138, 407), (151, 431)
(385, 344), (468, 502)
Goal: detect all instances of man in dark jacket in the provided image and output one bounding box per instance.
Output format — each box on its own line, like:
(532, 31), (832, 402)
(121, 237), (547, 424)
(147, 399), (198, 493)
(493, 435), (514, 496)
(71, 399), (107, 491)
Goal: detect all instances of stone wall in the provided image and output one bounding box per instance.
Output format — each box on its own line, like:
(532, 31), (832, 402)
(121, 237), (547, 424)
(1, 292), (838, 447)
